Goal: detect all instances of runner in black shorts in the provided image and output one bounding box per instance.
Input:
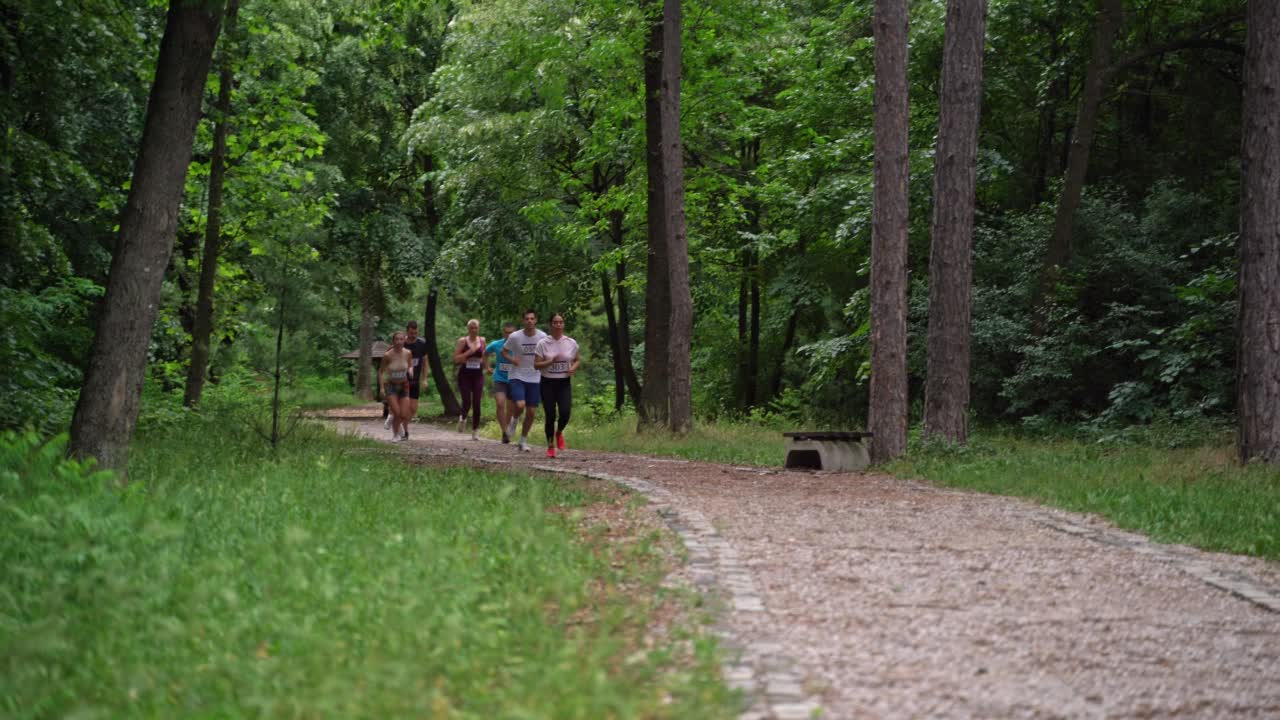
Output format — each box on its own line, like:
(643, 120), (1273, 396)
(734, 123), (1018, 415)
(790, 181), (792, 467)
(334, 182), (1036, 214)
(379, 331), (413, 442)
(451, 319), (487, 440)
(404, 320), (429, 439)
(485, 323), (517, 443)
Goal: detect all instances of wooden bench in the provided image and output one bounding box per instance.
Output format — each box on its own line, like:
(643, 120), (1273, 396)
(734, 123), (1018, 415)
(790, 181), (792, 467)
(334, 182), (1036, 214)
(782, 431), (873, 472)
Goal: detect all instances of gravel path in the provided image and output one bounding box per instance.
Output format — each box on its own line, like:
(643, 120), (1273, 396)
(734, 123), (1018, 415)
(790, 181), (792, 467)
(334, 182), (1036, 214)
(326, 408), (1280, 719)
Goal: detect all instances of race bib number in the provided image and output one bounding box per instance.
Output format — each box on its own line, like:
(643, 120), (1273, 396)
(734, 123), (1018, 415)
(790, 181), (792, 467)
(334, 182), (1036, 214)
(550, 361), (569, 374)
(499, 362), (512, 373)
(465, 359), (482, 369)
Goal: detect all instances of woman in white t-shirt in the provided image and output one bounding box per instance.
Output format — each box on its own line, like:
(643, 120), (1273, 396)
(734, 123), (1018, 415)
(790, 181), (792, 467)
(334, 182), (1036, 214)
(533, 312), (580, 458)
(451, 319), (487, 439)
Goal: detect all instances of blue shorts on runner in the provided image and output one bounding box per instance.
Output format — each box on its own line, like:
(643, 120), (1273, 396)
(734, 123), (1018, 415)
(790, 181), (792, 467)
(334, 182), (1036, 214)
(508, 379), (541, 407)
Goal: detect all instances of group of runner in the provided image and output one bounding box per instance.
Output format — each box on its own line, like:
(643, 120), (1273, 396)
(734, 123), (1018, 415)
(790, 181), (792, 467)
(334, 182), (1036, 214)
(378, 309), (580, 458)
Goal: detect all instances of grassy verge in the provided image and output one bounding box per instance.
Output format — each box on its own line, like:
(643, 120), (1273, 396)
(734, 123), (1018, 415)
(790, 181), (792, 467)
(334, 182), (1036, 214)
(1, 400), (733, 717)
(889, 434), (1280, 560)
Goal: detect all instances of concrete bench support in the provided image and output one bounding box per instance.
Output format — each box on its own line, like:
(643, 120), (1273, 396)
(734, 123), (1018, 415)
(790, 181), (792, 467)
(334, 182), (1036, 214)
(782, 432), (872, 472)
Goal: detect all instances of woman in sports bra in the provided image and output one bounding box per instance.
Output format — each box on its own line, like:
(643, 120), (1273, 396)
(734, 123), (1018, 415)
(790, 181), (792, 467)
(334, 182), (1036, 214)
(451, 319), (487, 439)
(379, 331), (414, 442)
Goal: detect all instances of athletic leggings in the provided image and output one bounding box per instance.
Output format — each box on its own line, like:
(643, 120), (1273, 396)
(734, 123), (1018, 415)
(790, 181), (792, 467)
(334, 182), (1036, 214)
(542, 377), (572, 443)
(457, 368), (484, 429)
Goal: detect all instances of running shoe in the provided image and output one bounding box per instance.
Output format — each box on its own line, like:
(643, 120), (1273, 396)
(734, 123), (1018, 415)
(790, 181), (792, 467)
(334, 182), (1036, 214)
(471, 430), (479, 441)
(402, 429), (409, 440)
(501, 433), (510, 444)
(546, 447), (556, 458)
(457, 416), (465, 433)
(507, 417), (518, 437)
(556, 432), (566, 450)
(383, 414), (392, 429)
(518, 439), (530, 452)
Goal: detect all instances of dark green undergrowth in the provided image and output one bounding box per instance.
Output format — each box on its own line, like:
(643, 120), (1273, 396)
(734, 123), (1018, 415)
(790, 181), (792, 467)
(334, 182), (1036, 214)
(0, 398), (733, 717)
(890, 432), (1280, 560)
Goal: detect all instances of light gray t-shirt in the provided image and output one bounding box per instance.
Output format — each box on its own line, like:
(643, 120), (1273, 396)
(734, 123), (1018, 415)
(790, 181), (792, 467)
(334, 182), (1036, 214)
(503, 328), (547, 383)
(536, 335), (579, 379)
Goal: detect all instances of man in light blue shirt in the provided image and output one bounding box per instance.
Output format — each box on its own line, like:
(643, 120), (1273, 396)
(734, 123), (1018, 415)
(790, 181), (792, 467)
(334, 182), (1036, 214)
(485, 322), (516, 444)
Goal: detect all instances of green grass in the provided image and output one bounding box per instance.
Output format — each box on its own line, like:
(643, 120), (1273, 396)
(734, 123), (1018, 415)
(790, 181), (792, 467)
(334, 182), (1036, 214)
(1, 404), (733, 717)
(889, 433), (1280, 560)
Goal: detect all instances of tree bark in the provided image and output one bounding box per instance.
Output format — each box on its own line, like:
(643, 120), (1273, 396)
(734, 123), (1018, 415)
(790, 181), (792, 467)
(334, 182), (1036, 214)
(1238, 0), (1280, 465)
(419, 153), (460, 416)
(737, 254), (748, 408)
(69, 0), (224, 473)
(641, 2), (670, 427)
(610, 210), (644, 411)
(603, 271), (625, 411)
(661, 0), (693, 434)
(175, 228), (199, 340)
(769, 307), (800, 400)
(355, 276), (376, 400)
(869, 0), (911, 463)
(1031, 6), (1066, 207)
(185, 0), (240, 408)
(424, 285), (462, 417)
(923, 0), (988, 444)
(1031, 0), (1123, 327)
(747, 248), (760, 408)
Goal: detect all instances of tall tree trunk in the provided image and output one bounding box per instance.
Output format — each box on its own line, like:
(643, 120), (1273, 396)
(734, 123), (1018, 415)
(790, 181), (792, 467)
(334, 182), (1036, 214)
(737, 254), (748, 408)
(269, 281), (287, 449)
(69, 0), (224, 473)
(175, 229), (199, 340)
(610, 211), (644, 411)
(185, 0), (239, 408)
(769, 307), (800, 400)
(923, 0), (988, 445)
(617, 262), (644, 411)
(869, 0), (911, 462)
(0, 3), (18, 279)
(1031, 0), (1123, 327)
(355, 276), (376, 401)
(746, 248), (760, 408)
(602, 272), (626, 411)
(662, 0), (693, 434)
(424, 285), (462, 417)
(1030, 6), (1066, 207)
(641, 3), (670, 428)
(419, 153), (460, 417)
(1238, 0), (1280, 465)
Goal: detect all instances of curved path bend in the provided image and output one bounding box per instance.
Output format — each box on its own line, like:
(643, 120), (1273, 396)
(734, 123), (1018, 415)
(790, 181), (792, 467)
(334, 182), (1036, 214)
(324, 408), (1280, 719)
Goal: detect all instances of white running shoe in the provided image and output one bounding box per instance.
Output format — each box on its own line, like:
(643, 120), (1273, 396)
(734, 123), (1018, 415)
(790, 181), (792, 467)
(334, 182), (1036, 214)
(457, 416), (465, 433)
(383, 414), (392, 429)
(518, 438), (530, 452)
(507, 417), (518, 437)
(471, 430), (479, 441)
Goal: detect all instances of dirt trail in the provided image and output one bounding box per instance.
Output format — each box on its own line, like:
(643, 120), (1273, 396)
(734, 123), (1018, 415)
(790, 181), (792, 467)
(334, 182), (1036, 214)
(323, 407), (1280, 719)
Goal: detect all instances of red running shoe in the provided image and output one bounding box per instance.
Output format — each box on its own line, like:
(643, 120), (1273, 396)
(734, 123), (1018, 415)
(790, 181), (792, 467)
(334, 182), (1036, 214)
(546, 447), (557, 459)
(556, 432), (566, 450)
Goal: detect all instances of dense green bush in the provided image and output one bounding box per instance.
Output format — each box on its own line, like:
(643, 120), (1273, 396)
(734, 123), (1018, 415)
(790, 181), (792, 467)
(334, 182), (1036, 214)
(967, 183), (1238, 429)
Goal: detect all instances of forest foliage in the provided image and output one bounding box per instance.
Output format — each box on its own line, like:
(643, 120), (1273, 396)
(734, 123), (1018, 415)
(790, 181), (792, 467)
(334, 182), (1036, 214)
(0, 0), (1254, 438)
